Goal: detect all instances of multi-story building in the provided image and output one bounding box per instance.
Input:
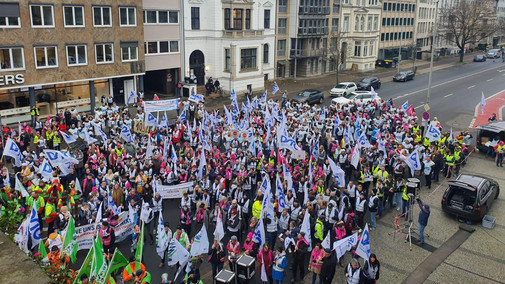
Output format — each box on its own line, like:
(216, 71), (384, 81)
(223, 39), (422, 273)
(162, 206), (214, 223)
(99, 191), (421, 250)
(0, 0), (145, 123)
(415, 0), (436, 57)
(378, 0), (416, 63)
(183, 0), (276, 94)
(338, 0), (382, 71)
(275, 0), (340, 78)
(142, 0), (183, 96)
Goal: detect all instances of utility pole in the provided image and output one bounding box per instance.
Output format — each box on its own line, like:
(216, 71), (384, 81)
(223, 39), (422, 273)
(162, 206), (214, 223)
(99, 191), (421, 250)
(397, 11), (404, 74)
(293, 0), (300, 80)
(427, 0), (439, 104)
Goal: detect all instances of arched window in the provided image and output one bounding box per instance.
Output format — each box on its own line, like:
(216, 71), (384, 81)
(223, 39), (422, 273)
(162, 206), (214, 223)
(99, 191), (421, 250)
(263, 44), (269, 64)
(360, 16), (365, 31)
(355, 16), (359, 31)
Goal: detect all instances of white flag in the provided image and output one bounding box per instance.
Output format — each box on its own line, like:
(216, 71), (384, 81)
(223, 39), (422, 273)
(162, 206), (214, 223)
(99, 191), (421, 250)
(3, 138), (23, 167)
(28, 203), (41, 249)
(252, 218), (266, 248)
(275, 175), (287, 212)
(95, 202), (103, 231)
(94, 124), (108, 145)
(327, 156), (345, 187)
(300, 210), (312, 251)
(127, 90), (137, 105)
(425, 121), (441, 142)
(333, 232), (358, 260)
(449, 128), (454, 143)
(481, 92), (486, 115)
(14, 218), (30, 254)
(145, 112), (158, 127)
(145, 135), (154, 160)
(197, 149), (206, 179)
(166, 237), (190, 266)
(214, 213), (225, 242)
(156, 210), (169, 258)
(15, 174), (29, 197)
(272, 82), (280, 94)
(351, 146), (360, 169)
(60, 131), (77, 144)
(356, 223), (371, 260)
(84, 129), (97, 145)
(120, 124), (134, 143)
(357, 132), (371, 149)
(190, 225), (209, 256)
(261, 262), (268, 282)
(405, 149), (421, 177)
(322, 231), (331, 250)
(159, 113), (169, 130)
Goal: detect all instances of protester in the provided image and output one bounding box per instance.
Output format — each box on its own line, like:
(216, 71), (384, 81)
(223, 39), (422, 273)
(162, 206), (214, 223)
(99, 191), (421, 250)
(362, 253), (380, 284)
(272, 247), (287, 284)
(417, 198), (430, 245)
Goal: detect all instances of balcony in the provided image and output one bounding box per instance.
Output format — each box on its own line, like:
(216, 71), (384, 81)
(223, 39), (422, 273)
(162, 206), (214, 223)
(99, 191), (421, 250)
(298, 6), (330, 15)
(222, 30), (264, 38)
(298, 27), (329, 36)
(290, 48), (327, 58)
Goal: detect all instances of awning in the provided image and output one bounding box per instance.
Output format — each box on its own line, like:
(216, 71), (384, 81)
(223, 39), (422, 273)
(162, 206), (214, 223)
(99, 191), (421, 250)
(0, 3), (20, 17)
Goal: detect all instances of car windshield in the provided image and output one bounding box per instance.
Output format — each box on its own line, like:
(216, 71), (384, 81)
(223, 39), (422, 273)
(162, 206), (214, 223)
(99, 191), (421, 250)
(335, 84), (348, 89)
(360, 78), (372, 83)
(298, 91), (311, 97)
(343, 93), (356, 99)
(396, 72), (406, 76)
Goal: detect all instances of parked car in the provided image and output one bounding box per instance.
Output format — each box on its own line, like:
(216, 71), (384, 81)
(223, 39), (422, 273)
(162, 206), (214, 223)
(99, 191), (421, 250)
(475, 121), (505, 152)
(393, 70), (415, 82)
(330, 82), (357, 97)
(357, 77), (381, 91)
(473, 55), (487, 62)
(442, 174), (500, 221)
(292, 89), (324, 105)
(486, 49), (501, 59)
(331, 91), (381, 105)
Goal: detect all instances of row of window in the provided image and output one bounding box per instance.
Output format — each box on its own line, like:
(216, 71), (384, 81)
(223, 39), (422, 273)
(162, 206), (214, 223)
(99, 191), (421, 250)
(354, 41), (376, 57)
(381, 17), (415, 27)
(0, 44), (139, 71)
(0, 4), (139, 28)
(417, 22), (434, 34)
(224, 47), (267, 71)
(380, 31), (414, 41)
(353, 15), (380, 32)
(383, 2), (416, 12)
(143, 10), (179, 24)
(342, 0), (379, 6)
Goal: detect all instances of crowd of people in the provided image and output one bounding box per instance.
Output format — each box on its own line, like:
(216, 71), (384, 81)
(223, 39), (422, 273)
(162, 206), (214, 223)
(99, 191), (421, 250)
(0, 87), (475, 284)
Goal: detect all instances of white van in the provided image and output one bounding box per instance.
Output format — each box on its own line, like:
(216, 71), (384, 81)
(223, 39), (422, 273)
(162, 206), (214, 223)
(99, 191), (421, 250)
(486, 49), (501, 58)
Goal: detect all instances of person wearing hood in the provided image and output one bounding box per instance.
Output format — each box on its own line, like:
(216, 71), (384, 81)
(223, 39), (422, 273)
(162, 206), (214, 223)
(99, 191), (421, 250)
(417, 198), (430, 245)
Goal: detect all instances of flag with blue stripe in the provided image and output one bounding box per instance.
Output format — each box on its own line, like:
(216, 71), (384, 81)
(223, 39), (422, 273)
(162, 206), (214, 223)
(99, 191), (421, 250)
(272, 82), (280, 94)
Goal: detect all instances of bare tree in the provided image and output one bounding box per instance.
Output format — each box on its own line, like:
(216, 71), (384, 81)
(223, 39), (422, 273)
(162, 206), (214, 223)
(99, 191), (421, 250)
(329, 31), (344, 85)
(440, 0), (496, 62)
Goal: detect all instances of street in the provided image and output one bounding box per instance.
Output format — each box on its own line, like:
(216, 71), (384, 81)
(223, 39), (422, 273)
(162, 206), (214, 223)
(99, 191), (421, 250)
(68, 61), (505, 284)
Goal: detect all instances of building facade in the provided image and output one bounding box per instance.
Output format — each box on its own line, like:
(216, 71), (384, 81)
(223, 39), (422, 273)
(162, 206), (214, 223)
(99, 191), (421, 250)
(142, 0), (182, 96)
(183, 0), (276, 94)
(339, 0), (382, 71)
(0, 0), (145, 124)
(414, 0), (436, 57)
(378, 0), (416, 63)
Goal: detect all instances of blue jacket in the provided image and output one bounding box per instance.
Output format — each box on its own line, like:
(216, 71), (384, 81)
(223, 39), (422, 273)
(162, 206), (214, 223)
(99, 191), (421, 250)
(272, 253), (287, 281)
(418, 200), (430, 226)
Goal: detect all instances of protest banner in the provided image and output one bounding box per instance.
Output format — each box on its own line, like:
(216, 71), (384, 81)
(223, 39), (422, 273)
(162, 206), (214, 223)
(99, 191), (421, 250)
(157, 182), (194, 199)
(74, 212), (134, 251)
(133, 121), (152, 135)
(291, 150), (306, 160)
(188, 94), (204, 103)
(144, 99), (179, 113)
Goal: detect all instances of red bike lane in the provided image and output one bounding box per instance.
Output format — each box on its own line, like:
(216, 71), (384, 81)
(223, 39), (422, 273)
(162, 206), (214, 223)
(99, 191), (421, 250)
(471, 90), (505, 128)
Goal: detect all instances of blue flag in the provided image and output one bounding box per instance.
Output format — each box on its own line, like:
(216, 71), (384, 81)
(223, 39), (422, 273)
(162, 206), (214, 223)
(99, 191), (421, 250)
(272, 82), (280, 94)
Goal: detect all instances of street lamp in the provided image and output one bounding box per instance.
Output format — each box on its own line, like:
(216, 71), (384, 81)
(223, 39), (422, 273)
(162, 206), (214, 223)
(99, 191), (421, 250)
(426, 0), (439, 104)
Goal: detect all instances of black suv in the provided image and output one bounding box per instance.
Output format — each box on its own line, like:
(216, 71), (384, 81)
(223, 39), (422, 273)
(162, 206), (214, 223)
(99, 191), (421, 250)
(442, 174), (500, 221)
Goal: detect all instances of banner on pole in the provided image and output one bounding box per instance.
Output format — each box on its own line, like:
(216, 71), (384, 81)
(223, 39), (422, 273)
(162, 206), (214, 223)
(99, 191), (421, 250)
(157, 183), (194, 199)
(74, 212), (134, 251)
(144, 99), (179, 113)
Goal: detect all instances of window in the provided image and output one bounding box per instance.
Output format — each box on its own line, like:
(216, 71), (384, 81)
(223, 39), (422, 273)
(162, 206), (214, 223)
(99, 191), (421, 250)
(363, 41), (368, 56)
(241, 48), (256, 70)
(233, 9), (243, 30)
(34, 46), (58, 68)
(370, 40), (374, 56)
(354, 41), (361, 56)
(30, 4), (54, 27)
(373, 16), (378, 30)
(278, 18), (287, 34)
(225, 48), (231, 70)
(343, 16), (349, 32)
(191, 7), (200, 30)
(66, 45), (87, 66)
(332, 18), (338, 32)
(385, 33), (389, 40)
(355, 16), (359, 31)
(381, 33), (385, 41)
(279, 0), (288, 13)
(367, 16), (372, 31)
(0, 3), (20, 27)
(93, 6), (111, 27)
(264, 10), (270, 29)
(0, 47), (24, 71)
(95, 43), (114, 64)
(277, 39), (286, 57)
(121, 42), (138, 62)
(224, 8), (231, 29)
(144, 41), (179, 54)
(63, 6), (84, 27)
(360, 16), (365, 31)
(263, 44), (269, 64)
(143, 10), (178, 24)
(246, 9), (251, 29)
(120, 7), (136, 26)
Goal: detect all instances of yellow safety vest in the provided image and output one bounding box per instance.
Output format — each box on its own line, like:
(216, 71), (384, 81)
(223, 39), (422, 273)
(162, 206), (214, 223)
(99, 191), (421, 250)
(445, 154), (455, 166)
(402, 187), (409, 201)
(31, 108), (39, 116)
(252, 200), (262, 219)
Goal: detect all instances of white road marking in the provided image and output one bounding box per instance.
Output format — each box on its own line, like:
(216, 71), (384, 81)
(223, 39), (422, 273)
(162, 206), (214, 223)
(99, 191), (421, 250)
(414, 105), (424, 110)
(398, 65), (504, 98)
(467, 85), (475, 89)
(444, 93), (454, 98)
(487, 79), (494, 82)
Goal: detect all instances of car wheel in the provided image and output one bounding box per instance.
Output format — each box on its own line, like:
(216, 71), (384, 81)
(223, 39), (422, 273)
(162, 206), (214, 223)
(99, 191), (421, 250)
(377, 84), (381, 89)
(319, 97), (324, 104)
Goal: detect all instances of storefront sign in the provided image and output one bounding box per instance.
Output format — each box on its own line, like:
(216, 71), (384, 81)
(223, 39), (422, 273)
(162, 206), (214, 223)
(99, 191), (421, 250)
(74, 212), (134, 251)
(133, 120), (152, 135)
(144, 99), (179, 113)
(0, 74), (24, 87)
(158, 182), (194, 199)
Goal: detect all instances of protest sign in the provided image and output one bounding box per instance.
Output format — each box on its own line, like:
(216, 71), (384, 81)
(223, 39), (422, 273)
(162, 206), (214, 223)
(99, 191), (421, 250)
(157, 183), (194, 199)
(144, 99), (179, 113)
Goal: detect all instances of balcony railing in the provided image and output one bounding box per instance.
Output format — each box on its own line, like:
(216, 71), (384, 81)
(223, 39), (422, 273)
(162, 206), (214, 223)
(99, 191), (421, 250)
(290, 48), (327, 58)
(298, 6), (330, 15)
(298, 27), (329, 36)
(222, 30), (264, 38)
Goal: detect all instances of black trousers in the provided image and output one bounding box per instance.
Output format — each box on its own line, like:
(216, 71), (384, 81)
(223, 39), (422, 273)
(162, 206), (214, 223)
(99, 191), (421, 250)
(425, 174), (432, 189)
(292, 254), (306, 280)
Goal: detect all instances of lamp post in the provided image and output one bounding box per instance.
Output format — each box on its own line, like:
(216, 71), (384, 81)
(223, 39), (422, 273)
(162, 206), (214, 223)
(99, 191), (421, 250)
(426, 0), (439, 104)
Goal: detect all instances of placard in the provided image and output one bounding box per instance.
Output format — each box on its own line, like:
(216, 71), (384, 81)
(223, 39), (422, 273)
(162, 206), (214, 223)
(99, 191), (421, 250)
(74, 212), (134, 251)
(133, 120), (152, 135)
(291, 150), (306, 159)
(144, 99), (179, 113)
(158, 182), (194, 199)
